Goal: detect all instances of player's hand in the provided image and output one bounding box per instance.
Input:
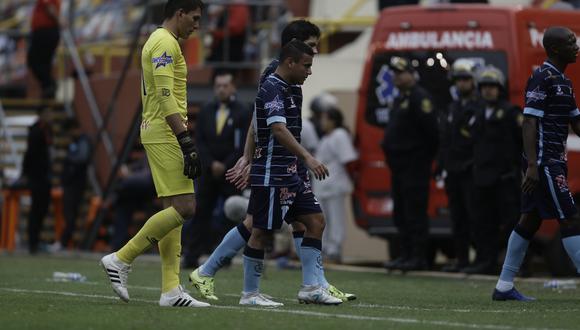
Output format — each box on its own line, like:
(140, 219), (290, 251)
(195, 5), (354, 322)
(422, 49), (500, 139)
(226, 156), (251, 190)
(522, 163), (539, 194)
(176, 131), (202, 180)
(305, 155), (329, 180)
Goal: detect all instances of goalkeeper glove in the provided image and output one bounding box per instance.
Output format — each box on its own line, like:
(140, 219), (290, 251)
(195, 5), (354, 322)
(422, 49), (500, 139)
(176, 131), (202, 180)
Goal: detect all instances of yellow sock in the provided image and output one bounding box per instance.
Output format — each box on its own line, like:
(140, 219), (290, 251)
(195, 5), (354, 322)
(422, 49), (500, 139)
(116, 207), (184, 264)
(159, 225), (182, 293)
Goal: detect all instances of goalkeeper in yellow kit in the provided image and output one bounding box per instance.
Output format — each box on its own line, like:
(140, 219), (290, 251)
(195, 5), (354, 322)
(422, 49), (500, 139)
(100, 0), (209, 308)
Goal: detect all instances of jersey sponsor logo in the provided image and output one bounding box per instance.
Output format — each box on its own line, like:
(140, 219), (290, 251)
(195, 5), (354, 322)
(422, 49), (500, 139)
(152, 51), (173, 69)
(287, 163), (297, 174)
(555, 174), (569, 192)
(265, 95), (284, 115)
(526, 87), (547, 102)
(140, 120), (150, 130)
(279, 187), (297, 204)
(254, 147), (263, 159)
(161, 88), (171, 97)
(385, 31), (493, 50)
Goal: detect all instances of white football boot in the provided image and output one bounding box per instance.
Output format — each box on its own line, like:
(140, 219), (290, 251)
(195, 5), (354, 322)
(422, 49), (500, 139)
(100, 253), (131, 302)
(297, 285), (343, 305)
(159, 285), (210, 307)
(239, 292), (283, 307)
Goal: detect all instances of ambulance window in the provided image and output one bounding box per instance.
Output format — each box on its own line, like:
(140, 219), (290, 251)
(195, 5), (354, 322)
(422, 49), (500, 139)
(365, 51), (508, 127)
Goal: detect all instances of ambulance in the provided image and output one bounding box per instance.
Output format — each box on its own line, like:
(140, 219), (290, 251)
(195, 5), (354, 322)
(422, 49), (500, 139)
(354, 4), (580, 274)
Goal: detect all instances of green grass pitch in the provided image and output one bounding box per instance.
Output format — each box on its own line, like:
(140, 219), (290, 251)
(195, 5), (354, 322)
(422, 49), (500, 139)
(0, 254), (579, 329)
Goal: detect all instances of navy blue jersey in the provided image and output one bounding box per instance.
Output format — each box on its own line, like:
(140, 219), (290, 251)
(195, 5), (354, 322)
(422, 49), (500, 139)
(523, 60), (580, 165)
(261, 59), (309, 182)
(250, 73), (301, 186)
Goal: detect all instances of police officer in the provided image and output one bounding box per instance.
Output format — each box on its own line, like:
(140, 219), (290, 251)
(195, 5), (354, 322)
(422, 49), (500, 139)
(382, 57), (439, 271)
(464, 66), (522, 274)
(439, 59), (484, 272)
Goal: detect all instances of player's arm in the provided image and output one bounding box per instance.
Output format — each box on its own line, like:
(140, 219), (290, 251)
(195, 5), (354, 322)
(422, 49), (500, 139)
(225, 113), (254, 189)
(271, 122), (329, 180)
(521, 75), (547, 193)
(521, 115), (539, 192)
(151, 42), (200, 179)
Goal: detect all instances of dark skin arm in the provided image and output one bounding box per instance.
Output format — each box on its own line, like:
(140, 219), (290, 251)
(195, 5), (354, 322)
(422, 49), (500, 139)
(522, 116), (539, 194)
(166, 113), (187, 136)
(271, 122), (329, 180)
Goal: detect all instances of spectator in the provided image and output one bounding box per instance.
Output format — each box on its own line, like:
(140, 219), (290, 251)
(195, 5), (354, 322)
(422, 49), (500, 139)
(206, 1), (250, 63)
(466, 66), (522, 274)
(183, 70), (251, 268)
(50, 118), (92, 251)
(22, 106), (53, 254)
(309, 92), (339, 137)
(312, 108), (358, 263)
(110, 151), (156, 251)
(438, 59), (483, 272)
(27, 0), (61, 99)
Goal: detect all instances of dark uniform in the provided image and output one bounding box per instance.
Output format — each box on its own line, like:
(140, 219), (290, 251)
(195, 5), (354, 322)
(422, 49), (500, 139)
(470, 100), (522, 273)
(439, 95), (484, 270)
(381, 61), (439, 270)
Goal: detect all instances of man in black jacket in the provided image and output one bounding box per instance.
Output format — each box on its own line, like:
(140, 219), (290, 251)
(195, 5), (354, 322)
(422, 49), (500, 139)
(465, 66), (522, 274)
(183, 70), (250, 267)
(382, 57), (439, 271)
(22, 106), (53, 254)
(438, 60), (484, 272)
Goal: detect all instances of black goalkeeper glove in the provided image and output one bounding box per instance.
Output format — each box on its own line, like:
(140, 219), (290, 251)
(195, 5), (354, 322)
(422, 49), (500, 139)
(176, 131), (202, 180)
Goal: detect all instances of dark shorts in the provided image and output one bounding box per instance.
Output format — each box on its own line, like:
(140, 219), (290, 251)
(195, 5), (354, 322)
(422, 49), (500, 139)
(521, 162), (577, 220)
(248, 180), (322, 230)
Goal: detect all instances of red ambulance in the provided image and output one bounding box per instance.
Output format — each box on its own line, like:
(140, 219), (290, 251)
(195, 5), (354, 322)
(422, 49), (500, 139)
(354, 4), (580, 274)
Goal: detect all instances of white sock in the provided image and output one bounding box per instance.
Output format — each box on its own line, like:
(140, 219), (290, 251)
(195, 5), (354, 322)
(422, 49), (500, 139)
(495, 280), (514, 292)
(161, 286), (181, 298)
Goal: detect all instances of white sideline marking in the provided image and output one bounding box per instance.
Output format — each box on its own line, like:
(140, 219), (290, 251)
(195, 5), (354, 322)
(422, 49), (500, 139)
(51, 282), (580, 315)
(0, 287), (567, 330)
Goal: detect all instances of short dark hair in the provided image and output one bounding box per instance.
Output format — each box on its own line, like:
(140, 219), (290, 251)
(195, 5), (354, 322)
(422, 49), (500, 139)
(164, 0), (204, 19)
(281, 19), (321, 47)
(279, 39), (315, 63)
(325, 107), (345, 129)
(213, 69), (235, 82)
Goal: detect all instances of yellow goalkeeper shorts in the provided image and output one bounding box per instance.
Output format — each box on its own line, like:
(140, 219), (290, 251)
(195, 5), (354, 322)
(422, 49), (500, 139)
(144, 142), (195, 197)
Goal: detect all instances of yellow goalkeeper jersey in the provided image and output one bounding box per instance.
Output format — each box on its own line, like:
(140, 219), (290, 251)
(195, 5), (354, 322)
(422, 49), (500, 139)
(140, 27), (187, 144)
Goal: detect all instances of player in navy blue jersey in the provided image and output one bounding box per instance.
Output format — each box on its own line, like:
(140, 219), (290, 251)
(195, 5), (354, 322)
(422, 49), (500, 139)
(238, 40), (342, 306)
(188, 21), (355, 304)
(493, 26), (580, 301)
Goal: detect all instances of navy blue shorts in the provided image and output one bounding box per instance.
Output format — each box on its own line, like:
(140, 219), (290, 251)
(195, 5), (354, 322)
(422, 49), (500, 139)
(521, 162), (577, 220)
(248, 180), (322, 230)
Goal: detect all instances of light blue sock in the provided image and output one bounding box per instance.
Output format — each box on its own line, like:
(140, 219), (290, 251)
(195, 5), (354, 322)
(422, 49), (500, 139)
(294, 232), (329, 288)
(499, 231), (530, 283)
(300, 237), (322, 286)
(200, 226), (247, 277)
(292, 232), (303, 260)
(242, 246), (264, 293)
(562, 235), (580, 273)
